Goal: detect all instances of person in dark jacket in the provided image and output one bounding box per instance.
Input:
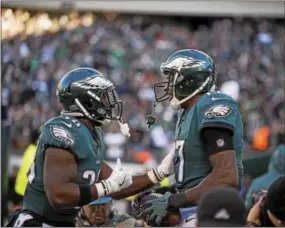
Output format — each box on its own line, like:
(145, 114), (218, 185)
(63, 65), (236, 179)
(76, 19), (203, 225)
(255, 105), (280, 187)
(245, 144), (285, 209)
(247, 177), (285, 227)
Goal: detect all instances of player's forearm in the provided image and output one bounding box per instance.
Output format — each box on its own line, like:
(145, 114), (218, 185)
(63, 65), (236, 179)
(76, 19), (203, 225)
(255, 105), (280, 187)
(169, 166), (238, 208)
(47, 183), (100, 209)
(187, 169), (237, 200)
(47, 183), (81, 209)
(111, 174), (154, 200)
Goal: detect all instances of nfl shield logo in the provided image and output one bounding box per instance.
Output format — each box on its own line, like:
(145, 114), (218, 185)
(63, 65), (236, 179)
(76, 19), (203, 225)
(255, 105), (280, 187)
(216, 139), (225, 147)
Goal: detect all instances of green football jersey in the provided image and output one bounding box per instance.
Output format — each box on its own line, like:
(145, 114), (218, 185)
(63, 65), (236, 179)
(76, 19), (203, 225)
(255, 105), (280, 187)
(23, 115), (104, 224)
(173, 91), (243, 192)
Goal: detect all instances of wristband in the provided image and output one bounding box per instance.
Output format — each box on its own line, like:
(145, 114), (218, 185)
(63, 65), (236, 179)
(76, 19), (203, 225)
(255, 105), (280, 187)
(95, 182), (107, 198)
(101, 180), (110, 195)
(147, 169), (160, 184)
(79, 185), (92, 206)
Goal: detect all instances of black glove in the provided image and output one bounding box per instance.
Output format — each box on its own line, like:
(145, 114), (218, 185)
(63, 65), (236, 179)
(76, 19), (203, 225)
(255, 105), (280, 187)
(132, 189), (155, 219)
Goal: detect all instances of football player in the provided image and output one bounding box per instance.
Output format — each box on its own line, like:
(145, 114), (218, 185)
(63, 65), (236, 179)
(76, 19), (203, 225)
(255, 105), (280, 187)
(6, 68), (174, 227)
(140, 49), (244, 226)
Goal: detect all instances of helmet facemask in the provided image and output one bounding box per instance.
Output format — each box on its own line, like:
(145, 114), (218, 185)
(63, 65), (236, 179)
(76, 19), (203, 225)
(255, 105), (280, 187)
(154, 69), (176, 103)
(60, 76), (123, 125)
(76, 86), (123, 125)
(154, 59), (214, 110)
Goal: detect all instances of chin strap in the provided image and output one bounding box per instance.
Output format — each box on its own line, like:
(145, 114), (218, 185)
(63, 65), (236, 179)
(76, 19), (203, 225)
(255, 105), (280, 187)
(61, 111), (84, 117)
(146, 101), (158, 129)
(118, 118), (131, 137)
(66, 98), (129, 132)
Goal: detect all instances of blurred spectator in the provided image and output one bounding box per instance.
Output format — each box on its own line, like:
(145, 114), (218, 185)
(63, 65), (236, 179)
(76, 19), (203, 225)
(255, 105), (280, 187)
(252, 126), (271, 151)
(196, 187), (247, 227)
(220, 80), (240, 101)
(15, 129), (40, 197)
(247, 176), (285, 227)
(245, 144), (285, 209)
(1, 103), (10, 224)
(240, 174), (253, 200)
(104, 123), (127, 160)
(1, 8), (284, 163)
(132, 149), (157, 170)
(8, 166), (22, 214)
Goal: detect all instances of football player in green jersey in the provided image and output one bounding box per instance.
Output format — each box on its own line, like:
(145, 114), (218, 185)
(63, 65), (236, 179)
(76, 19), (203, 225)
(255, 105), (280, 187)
(6, 67), (174, 227)
(140, 49), (244, 226)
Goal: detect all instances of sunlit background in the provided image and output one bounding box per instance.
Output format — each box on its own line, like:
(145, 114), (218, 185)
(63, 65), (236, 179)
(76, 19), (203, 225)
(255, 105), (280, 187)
(1, 0), (284, 222)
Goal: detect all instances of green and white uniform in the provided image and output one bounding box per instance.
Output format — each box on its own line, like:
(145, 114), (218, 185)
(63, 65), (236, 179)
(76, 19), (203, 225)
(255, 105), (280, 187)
(173, 91), (243, 191)
(23, 115), (104, 224)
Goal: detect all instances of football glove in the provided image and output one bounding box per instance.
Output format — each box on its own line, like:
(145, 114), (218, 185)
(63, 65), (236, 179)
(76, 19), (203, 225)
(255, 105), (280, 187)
(147, 149), (175, 184)
(95, 158), (132, 197)
(142, 192), (172, 226)
(133, 189), (155, 219)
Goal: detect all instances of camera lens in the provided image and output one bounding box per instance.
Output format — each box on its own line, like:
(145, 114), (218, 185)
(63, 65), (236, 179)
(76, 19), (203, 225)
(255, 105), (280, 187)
(252, 189), (267, 205)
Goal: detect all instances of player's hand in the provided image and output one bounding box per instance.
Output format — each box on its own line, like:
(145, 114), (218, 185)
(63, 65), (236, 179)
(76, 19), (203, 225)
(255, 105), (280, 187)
(157, 149), (175, 176)
(148, 149), (175, 184)
(247, 198), (265, 226)
(133, 189), (155, 218)
(113, 158), (133, 189)
(101, 158), (132, 195)
(142, 192), (172, 226)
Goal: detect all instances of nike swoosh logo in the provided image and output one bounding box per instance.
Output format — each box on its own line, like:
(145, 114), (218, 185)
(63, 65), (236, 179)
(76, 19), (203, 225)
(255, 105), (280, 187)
(211, 97), (225, 101)
(61, 121), (72, 128)
(119, 175), (126, 187)
(185, 217), (195, 223)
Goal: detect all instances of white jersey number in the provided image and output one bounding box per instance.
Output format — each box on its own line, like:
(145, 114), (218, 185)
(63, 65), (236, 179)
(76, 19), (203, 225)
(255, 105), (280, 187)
(175, 140), (185, 182)
(83, 170), (97, 185)
(27, 162), (36, 183)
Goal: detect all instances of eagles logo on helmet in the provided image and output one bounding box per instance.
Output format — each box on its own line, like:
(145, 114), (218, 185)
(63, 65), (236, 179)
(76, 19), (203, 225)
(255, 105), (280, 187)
(56, 68), (130, 137)
(147, 49), (216, 128)
(57, 68), (123, 126)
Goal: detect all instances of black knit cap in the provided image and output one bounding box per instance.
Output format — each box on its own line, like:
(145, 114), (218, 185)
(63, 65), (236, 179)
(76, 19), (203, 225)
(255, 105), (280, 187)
(266, 176), (285, 221)
(197, 187), (247, 227)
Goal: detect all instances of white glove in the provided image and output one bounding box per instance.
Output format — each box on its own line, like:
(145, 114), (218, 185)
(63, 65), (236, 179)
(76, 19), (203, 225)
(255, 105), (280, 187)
(147, 147), (175, 184)
(95, 158), (133, 197)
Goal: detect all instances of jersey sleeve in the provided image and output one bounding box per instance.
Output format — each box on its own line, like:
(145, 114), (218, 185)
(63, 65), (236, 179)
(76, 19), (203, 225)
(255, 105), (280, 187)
(198, 95), (239, 133)
(41, 123), (76, 151)
(40, 119), (85, 158)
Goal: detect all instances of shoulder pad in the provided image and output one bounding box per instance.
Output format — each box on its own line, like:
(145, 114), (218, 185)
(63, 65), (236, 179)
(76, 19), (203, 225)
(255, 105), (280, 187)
(203, 91), (236, 102)
(45, 116), (82, 128)
(42, 116), (83, 151)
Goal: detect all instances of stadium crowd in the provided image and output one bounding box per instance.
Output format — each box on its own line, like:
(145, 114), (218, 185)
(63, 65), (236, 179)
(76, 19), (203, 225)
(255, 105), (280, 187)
(1, 8), (285, 227)
(2, 9), (284, 164)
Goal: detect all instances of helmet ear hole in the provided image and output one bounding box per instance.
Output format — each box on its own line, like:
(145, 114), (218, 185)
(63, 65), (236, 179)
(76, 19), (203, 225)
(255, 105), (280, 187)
(185, 79), (193, 87)
(87, 100), (93, 108)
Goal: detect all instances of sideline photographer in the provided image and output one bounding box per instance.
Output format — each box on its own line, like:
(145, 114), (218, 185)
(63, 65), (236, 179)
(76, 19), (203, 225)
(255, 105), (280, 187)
(76, 197), (137, 227)
(247, 177), (285, 227)
(245, 145), (285, 209)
